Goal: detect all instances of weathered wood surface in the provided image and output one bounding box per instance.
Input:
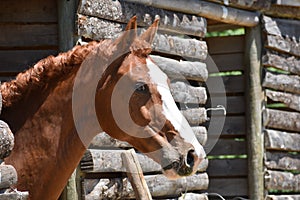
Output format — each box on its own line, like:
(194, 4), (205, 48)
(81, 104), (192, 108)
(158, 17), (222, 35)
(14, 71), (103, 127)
(266, 195), (300, 200)
(263, 109), (300, 132)
(265, 4), (300, 20)
(262, 15), (300, 39)
(81, 149), (209, 173)
(0, 165), (17, 189)
(206, 0), (271, 10)
(121, 149), (152, 200)
(89, 126), (207, 149)
(263, 71), (300, 95)
(0, 191), (29, 200)
(85, 173), (208, 199)
(264, 129), (300, 152)
(208, 53), (244, 73)
(206, 35), (244, 55)
(265, 34), (300, 57)
(177, 193), (208, 200)
(0, 50), (57, 74)
(273, 0), (300, 7)
(266, 90), (300, 112)
(208, 116), (246, 136)
(124, 0), (259, 27)
(263, 51), (300, 75)
(265, 151), (300, 172)
(181, 108), (207, 125)
(0, 0), (57, 23)
(0, 24), (58, 47)
(77, 16), (208, 59)
(0, 121), (14, 159)
(210, 96), (245, 114)
(208, 158), (247, 177)
(78, 0), (207, 37)
(208, 178), (248, 197)
(150, 55), (208, 82)
(170, 81), (207, 104)
(209, 139), (247, 156)
(265, 170), (300, 192)
(207, 75), (245, 94)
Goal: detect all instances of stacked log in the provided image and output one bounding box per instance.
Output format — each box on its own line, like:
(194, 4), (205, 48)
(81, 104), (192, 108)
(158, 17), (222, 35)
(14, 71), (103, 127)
(262, 15), (300, 199)
(0, 92), (29, 199)
(77, 0), (210, 199)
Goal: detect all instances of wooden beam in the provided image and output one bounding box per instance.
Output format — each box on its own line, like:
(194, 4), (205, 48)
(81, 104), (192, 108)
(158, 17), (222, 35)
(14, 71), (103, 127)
(205, 0), (271, 10)
(84, 173), (208, 199)
(265, 129), (300, 152)
(57, 0), (77, 52)
(78, 0), (207, 37)
(0, 165), (17, 189)
(124, 0), (259, 27)
(244, 26), (264, 200)
(181, 108), (207, 125)
(265, 170), (300, 192)
(121, 149), (152, 200)
(178, 193), (208, 200)
(80, 149), (209, 173)
(265, 151), (300, 171)
(265, 89), (300, 112)
(0, 120), (14, 159)
(171, 81), (207, 104)
(273, 0), (300, 7)
(263, 50), (300, 75)
(265, 34), (300, 57)
(265, 4), (300, 20)
(266, 195), (300, 200)
(263, 71), (300, 95)
(150, 55), (208, 82)
(263, 109), (300, 132)
(0, 191), (29, 200)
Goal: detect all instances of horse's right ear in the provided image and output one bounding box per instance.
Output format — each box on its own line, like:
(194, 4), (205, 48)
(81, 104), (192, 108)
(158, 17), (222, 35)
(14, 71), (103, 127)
(112, 16), (137, 51)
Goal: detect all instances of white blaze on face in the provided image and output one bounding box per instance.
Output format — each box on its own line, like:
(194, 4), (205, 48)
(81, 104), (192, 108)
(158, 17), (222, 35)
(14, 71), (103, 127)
(146, 58), (204, 157)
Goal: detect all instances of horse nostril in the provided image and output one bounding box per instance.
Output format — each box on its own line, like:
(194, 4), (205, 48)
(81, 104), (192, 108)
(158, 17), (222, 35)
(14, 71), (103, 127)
(186, 150), (195, 168)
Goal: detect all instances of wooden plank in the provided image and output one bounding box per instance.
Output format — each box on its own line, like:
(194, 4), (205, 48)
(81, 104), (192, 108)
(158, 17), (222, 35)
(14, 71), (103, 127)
(80, 149), (208, 173)
(207, 75), (245, 94)
(0, 24), (58, 47)
(0, 50), (58, 73)
(207, 158), (247, 177)
(264, 129), (300, 152)
(150, 55), (208, 82)
(265, 151), (300, 172)
(178, 193), (208, 200)
(84, 173), (208, 199)
(208, 53), (244, 73)
(209, 96), (245, 114)
(266, 195), (300, 200)
(171, 81), (207, 104)
(78, 0), (207, 37)
(273, 0), (300, 7)
(0, 191), (29, 200)
(124, 0), (259, 27)
(266, 89), (300, 112)
(263, 50), (300, 75)
(263, 71), (300, 95)
(0, 0), (57, 23)
(209, 139), (247, 156)
(121, 149), (152, 200)
(265, 170), (300, 192)
(205, 35), (245, 54)
(265, 4), (300, 20)
(263, 109), (300, 132)
(57, 0), (77, 52)
(208, 178), (248, 197)
(262, 15), (300, 39)
(0, 121), (14, 159)
(208, 116), (246, 136)
(89, 126), (208, 149)
(265, 34), (300, 57)
(206, 0), (271, 10)
(77, 16), (208, 59)
(181, 108), (207, 125)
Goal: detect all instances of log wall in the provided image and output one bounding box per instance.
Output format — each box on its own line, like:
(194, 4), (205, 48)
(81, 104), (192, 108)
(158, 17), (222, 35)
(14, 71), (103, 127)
(262, 15), (300, 199)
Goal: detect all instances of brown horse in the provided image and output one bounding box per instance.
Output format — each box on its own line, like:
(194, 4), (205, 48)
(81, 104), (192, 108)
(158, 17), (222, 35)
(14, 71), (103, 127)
(0, 17), (206, 200)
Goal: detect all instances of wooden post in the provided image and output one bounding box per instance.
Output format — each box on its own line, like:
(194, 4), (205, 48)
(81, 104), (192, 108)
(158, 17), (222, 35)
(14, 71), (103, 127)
(57, 1), (79, 199)
(245, 26), (264, 199)
(121, 149), (152, 200)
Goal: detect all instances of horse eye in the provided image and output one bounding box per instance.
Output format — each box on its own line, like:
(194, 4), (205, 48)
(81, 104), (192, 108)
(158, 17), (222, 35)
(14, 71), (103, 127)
(135, 82), (148, 92)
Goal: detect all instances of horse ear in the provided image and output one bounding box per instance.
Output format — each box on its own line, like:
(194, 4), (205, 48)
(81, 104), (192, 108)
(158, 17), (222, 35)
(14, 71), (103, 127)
(139, 18), (159, 44)
(112, 16), (137, 50)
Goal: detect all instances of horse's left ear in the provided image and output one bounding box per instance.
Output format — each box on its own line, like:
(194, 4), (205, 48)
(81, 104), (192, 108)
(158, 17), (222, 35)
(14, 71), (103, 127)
(140, 18), (159, 44)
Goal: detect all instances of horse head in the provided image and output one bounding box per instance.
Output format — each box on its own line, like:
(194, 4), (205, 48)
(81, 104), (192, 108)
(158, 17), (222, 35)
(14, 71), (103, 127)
(93, 17), (206, 179)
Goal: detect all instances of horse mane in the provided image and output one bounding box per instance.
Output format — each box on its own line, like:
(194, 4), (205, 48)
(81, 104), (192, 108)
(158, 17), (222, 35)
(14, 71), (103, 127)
(1, 41), (104, 107)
